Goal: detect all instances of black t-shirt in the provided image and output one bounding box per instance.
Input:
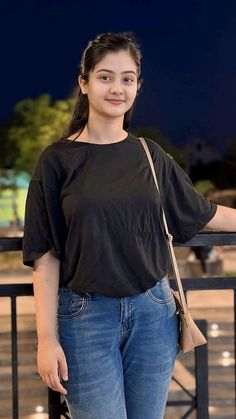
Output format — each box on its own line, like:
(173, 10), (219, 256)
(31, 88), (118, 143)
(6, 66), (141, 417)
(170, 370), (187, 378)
(22, 132), (217, 297)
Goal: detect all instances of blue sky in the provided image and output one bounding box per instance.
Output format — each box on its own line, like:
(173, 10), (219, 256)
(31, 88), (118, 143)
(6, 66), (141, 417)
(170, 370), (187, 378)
(1, 0), (236, 151)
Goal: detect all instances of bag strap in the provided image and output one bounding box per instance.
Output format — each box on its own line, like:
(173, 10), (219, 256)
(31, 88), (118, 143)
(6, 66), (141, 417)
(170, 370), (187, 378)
(139, 137), (189, 315)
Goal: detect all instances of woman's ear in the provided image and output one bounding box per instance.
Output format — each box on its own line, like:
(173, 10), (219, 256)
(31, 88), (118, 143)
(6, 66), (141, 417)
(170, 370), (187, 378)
(137, 79), (143, 93)
(136, 79), (142, 95)
(78, 75), (87, 95)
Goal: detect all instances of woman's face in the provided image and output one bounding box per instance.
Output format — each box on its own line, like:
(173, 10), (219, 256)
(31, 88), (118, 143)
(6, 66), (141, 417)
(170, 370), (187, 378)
(79, 50), (140, 123)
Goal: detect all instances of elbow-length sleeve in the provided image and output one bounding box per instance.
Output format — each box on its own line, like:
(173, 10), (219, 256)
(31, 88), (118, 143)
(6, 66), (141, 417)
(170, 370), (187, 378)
(162, 158), (217, 243)
(22, 147), (65, 267)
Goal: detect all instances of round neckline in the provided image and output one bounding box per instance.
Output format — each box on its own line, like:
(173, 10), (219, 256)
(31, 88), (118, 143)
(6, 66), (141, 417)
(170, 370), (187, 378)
(61, 133), (130, 146)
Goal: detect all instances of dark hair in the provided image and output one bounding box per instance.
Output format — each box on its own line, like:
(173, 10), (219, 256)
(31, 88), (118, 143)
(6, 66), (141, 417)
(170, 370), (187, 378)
(61, 32), (143, 141)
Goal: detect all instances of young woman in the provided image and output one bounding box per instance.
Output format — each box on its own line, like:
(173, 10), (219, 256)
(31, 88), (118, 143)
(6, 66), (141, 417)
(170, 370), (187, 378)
(23, 32), (236, 419)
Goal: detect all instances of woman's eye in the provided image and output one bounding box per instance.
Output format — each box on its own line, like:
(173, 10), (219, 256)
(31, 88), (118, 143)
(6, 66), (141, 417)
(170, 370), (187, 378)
(124, 77), (134, 83)
(100, 75), (110, 81)
(99, 75), (134, 83)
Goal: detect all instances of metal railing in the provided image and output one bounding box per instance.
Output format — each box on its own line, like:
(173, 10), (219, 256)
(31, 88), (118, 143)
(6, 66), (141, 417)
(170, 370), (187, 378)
(0, 233), (236, 419)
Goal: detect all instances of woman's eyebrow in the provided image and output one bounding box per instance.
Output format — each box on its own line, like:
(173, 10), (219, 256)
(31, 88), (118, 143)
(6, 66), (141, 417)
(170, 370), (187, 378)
(96, 69), (136, 75)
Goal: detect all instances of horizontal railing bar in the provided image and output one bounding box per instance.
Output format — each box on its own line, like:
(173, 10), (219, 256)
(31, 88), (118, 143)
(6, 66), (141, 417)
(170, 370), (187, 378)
(0, 237), (22, 251)
(1, 278), (236, 297)
(0, 284), (33, 297)
(177, 231), (236, 247)
(167, 401), (195, 406)
(1, 232), (236, 253)
(169, 277), (236, 291)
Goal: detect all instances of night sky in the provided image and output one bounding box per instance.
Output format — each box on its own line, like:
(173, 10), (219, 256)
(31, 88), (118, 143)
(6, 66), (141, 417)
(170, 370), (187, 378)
(1, 0), (236, 151)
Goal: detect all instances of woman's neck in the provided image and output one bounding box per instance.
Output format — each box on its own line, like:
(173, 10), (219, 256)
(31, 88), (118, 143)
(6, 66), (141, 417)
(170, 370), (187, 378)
(74, 118), (127, 144)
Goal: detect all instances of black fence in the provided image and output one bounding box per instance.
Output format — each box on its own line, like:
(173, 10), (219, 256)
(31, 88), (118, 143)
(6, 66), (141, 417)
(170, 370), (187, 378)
(0, 233), (236, 419)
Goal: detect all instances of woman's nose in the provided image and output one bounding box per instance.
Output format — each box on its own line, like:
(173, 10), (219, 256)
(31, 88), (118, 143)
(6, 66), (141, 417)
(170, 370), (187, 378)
(110, 80), (124, 94)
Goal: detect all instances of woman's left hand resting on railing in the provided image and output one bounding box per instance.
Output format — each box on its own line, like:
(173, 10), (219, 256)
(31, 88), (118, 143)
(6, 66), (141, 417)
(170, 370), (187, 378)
(205, 204), (236, 232)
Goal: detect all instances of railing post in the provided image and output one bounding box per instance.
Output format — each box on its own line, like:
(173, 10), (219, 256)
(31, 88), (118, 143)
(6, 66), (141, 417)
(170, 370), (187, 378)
(48, 388), (61, 418)
(11, 296), (19, 419)
(195, 320), (209, 419)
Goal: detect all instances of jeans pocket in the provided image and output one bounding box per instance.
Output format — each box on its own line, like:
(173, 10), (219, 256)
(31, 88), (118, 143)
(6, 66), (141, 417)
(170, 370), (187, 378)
(146, 277), (174, 305)
(57, 289), (88, 319)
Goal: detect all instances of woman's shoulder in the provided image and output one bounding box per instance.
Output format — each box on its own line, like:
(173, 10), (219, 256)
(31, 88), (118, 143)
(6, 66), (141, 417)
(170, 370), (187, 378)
(130, 134), (174, 166)
(30, 140), (71, 184)
(34, 135), (82, 165)
(31, 143), (58, 172)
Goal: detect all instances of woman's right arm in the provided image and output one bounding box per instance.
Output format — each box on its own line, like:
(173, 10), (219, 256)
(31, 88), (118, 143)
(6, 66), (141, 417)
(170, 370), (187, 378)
(33, 250), (68, 395)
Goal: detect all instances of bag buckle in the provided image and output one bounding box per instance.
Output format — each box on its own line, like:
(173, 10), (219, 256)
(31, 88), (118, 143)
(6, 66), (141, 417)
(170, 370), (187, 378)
(166, 233), (173, 242)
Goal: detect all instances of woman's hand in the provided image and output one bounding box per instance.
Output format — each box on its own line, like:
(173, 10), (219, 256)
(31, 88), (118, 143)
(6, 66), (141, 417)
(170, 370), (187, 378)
(37, 338), (68, 395)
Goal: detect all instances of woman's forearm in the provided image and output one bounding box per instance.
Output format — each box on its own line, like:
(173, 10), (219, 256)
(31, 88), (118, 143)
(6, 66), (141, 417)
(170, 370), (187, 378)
(206, 204), (236, 232)
(33, 251), (60, 343)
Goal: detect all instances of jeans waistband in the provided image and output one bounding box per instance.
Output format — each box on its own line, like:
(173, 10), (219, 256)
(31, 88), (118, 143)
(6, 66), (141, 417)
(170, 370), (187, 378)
(58, 275), (169, 298)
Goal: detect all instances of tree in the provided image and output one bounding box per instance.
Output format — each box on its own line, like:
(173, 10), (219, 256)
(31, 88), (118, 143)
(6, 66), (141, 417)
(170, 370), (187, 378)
(3, 94), (73, 174)
(0, 122), (13, 169)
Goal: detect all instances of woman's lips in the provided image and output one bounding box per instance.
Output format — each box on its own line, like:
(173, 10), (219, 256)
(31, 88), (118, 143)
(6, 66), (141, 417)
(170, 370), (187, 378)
(106, 99), (125, 105)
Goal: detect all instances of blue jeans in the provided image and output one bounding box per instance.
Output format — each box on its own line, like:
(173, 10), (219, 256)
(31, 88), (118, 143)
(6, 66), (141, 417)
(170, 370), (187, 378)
(57, 277), (179, 419)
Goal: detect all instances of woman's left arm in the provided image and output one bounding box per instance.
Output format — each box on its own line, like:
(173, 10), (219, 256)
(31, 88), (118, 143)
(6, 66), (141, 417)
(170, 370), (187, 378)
(206, 205), (236, 232)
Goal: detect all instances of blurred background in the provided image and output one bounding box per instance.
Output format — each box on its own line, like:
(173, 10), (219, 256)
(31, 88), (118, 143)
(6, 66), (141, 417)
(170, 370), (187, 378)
(1, 1), (236, 418)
